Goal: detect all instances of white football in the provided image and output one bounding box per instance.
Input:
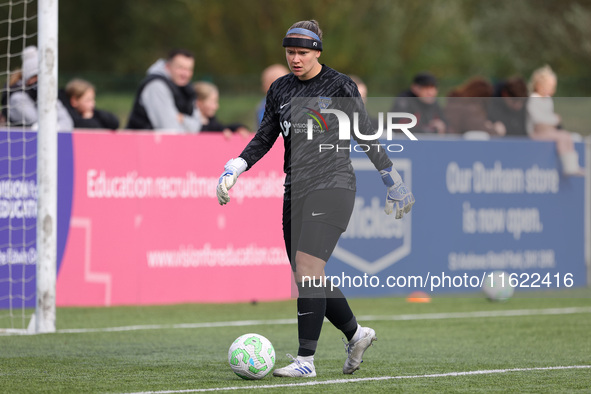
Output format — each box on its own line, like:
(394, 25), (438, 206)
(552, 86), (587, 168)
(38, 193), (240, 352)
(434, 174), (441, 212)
(482, 270), (515, 301)
(228, 333), (275, 380)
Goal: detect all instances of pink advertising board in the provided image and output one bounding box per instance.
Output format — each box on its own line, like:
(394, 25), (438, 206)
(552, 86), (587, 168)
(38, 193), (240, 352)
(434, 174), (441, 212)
(56, 132), (292, 306)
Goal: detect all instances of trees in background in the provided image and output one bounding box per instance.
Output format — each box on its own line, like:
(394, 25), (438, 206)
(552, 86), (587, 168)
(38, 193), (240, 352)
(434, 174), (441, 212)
(41, 0), (591, 95)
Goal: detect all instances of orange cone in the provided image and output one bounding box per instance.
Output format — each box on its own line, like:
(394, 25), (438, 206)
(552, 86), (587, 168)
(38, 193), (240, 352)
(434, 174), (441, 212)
(406, 291), (431, 303)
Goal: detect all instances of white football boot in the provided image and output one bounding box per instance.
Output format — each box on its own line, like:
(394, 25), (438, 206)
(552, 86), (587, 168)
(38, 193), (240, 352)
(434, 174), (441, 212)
(343, 326), (377, 374)
(272, 354), (316, 378)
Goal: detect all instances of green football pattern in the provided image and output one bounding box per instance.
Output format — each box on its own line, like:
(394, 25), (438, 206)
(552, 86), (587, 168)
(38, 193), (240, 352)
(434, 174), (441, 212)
(228, 333), (275, 380)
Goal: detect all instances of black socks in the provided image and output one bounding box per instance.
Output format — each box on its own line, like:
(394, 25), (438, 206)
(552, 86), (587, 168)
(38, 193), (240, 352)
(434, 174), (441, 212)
(324, 279), (358, 342)
(296, 280), (326, 357)
(296, 278), (359, 357)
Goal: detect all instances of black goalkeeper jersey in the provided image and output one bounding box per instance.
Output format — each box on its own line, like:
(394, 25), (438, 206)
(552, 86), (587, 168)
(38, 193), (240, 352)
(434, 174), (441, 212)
(239, 65), (392, 200)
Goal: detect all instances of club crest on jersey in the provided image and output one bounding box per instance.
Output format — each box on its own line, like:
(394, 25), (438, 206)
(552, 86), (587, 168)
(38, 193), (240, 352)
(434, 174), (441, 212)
(317, 97), (332, 110)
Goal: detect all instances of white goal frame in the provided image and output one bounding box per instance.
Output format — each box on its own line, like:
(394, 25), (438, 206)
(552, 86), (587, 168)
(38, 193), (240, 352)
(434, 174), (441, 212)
(33, 0), (57, 334)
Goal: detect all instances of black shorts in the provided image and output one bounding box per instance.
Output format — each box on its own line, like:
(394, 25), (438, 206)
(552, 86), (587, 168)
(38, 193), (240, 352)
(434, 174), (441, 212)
(283, 188), (355, 271)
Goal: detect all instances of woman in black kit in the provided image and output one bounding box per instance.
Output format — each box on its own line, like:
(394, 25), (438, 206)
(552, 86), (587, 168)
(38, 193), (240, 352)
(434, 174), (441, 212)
(216, 20), (414, 378)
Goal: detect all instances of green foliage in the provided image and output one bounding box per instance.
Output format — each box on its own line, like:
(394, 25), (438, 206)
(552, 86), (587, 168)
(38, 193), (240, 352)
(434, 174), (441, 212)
(51, 0), (591, 96)
(1, 1), (589, 95)
(470, 0), (591, 88)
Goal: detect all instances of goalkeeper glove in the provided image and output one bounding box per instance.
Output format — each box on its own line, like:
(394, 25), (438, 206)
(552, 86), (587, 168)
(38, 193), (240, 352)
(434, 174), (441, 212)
(380, 166), (415, 219)
(216, 157), (248, 205)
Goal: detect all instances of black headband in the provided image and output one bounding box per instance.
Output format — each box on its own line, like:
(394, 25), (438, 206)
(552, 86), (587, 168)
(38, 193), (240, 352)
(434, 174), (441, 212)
(282, 37), (323, 51)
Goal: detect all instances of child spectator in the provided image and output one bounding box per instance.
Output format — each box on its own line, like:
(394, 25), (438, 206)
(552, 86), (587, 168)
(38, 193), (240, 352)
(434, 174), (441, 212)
(527, 65), (583, 175)
(60, 78), (119, 130)
(194, 81), (251, 138)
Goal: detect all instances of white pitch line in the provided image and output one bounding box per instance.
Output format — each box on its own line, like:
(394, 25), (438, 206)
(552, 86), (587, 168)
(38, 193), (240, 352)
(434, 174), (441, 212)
(125, 365), (591, 394)
(53, 306), (591, 334)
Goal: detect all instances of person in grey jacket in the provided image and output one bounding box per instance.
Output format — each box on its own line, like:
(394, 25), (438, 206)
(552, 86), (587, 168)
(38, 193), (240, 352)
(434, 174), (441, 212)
(2, 46), (73, 131)
(126, 49), (202, 133)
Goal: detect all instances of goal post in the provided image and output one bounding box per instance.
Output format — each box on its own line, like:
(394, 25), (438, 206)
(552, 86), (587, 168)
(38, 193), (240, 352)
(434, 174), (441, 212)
(34, 0), (57, 333)
(0, 0), (58, 335)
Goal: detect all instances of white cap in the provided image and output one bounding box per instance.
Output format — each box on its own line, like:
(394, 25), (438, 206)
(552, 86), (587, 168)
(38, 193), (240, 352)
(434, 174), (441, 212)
(21, 46), (39, 81)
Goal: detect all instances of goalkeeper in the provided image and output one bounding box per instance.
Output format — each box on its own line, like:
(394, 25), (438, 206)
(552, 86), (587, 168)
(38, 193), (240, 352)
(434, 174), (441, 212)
(216, 19), (414, 378)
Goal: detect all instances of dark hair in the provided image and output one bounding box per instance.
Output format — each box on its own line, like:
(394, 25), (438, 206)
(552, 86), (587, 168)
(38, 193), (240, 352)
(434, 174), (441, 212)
(503, 77), (528, 97)
(167, 48), (194, 61)
(287, 20), (323, 40)
(451, 77), (493, 98)
(412, 72), (437, 87)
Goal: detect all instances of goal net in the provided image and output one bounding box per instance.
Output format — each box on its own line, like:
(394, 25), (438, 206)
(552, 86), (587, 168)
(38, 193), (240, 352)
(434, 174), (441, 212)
(0, 0), (57, 334)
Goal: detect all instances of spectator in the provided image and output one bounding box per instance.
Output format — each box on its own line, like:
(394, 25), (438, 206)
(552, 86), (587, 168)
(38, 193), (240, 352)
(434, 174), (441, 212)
(350, 75), (379, 130)
(194, 81), (251, 138)
(349, 75), (368, 102)
(391, 72), (446, 134)
(527, 65), (583, 175)
(59, 78), (119, 130)
(256, 64), (289, 128)
(444, 77), (505, 136)
(127, 49), (201, 133)
(1, 46), (73, 131)
(0, 69), (22, 125)
(487, 77), (528, 136)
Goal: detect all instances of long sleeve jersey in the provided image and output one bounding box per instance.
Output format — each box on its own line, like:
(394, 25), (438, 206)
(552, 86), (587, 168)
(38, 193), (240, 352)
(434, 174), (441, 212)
(240, 65), (392, 200)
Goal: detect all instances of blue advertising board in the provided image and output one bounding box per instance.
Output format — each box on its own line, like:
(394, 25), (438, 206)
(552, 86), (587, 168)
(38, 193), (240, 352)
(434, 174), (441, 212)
(326, 138), (586, 296)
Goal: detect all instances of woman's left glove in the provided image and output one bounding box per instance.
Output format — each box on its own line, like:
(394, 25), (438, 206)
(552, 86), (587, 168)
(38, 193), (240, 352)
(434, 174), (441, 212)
(380, 166), (415, 219)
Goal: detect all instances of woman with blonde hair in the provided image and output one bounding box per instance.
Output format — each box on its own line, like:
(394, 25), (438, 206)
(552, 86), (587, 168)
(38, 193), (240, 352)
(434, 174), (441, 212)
(526, 65), (583, 175)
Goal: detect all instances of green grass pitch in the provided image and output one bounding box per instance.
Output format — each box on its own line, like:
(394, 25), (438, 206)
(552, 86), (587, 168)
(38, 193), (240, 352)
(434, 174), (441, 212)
(1, 290), (590, 393)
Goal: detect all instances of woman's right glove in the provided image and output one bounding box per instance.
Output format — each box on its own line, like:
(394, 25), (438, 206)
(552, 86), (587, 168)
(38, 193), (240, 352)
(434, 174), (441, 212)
(216, 157), (247, 205)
